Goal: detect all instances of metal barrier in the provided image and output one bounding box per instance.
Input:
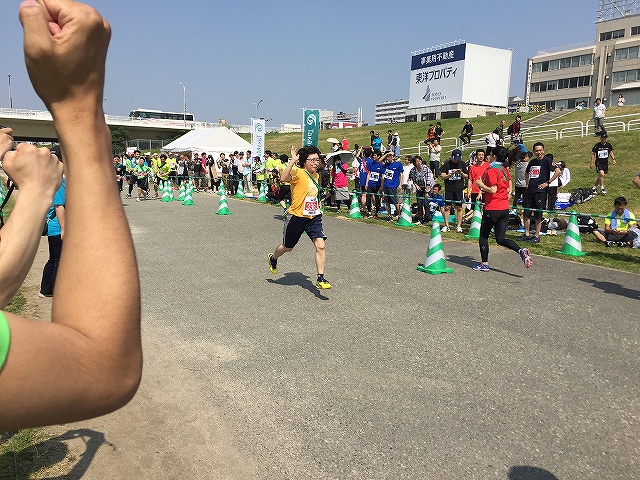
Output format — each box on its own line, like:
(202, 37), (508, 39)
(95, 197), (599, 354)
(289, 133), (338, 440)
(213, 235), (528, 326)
(413, 111), (640, 155)
(585, 112), (640, 135)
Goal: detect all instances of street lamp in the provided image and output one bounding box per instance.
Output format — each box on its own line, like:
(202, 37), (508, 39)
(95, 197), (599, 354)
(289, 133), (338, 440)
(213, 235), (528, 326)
(8, 75), (12, 109)
(253, 99), (263, 119)
(179, 82), (186, 128)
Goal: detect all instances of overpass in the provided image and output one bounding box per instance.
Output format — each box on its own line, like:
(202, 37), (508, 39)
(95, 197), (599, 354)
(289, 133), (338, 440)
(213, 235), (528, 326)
(0, 108), (218, 142)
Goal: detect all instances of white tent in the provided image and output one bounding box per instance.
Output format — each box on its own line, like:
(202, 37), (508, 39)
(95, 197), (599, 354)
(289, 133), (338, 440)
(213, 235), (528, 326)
(161, 127), (252, 157)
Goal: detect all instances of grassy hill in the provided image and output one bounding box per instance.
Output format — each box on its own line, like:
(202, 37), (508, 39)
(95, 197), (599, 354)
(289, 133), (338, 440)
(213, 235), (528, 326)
(265, 108), (640, 219)
(263, 108), (640, 274)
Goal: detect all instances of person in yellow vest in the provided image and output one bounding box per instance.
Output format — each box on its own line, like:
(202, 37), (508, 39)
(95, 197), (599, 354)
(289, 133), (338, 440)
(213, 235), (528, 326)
(268, 145), (330, 289)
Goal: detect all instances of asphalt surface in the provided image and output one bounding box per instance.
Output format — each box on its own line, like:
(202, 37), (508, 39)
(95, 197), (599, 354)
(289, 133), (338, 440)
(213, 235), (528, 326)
(55, 192), (639, 479)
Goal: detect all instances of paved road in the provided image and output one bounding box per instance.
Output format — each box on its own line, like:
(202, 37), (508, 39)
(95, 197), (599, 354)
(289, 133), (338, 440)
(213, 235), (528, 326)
(50, 193), (638, 479)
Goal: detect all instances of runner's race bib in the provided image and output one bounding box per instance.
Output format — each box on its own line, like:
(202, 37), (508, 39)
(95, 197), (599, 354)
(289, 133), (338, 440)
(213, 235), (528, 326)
(448, 169), (461, 181)
(598, 150), (609, 159)
(529, 166), (541, 179)
(384, 169), (394, 180)
(303, 196), (321, 216)
(369, 171), (380, 182)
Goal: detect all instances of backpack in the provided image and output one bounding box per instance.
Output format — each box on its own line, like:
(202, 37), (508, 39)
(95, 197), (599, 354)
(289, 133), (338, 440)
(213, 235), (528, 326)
(508, 212), (522, 229)
(507, 123), (514, 135)
(577, 215), (597, 233)
(569, 188), (595, 204)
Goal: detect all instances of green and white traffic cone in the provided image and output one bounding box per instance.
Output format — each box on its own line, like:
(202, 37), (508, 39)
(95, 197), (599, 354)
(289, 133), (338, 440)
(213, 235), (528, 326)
(348, 191), (363, 218)
(557, 210), (587, 256)
(417, 222), (453, 274)
(161, 181), (170, 202)
(257, 182), (267, 203)
(216, 192), (231, 215)
(396, 194), (413, 227)
(182, 182), (195, 206)
(432, 210), (445, 223)
(235, 181), (244, 198)
(166, 180), (175, 202)
(166, 180), (174, 202)
(465, 202), (482, 239)
(178, 181), (186, 201)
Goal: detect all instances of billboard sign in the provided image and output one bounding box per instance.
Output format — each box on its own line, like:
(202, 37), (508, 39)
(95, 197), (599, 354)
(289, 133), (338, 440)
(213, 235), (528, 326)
(303, 109), (319, 147)
(409, 43), (466, 108)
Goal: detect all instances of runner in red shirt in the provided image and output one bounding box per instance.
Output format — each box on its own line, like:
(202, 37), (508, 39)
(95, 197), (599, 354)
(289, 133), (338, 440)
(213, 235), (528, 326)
(473, 146), (532, 272)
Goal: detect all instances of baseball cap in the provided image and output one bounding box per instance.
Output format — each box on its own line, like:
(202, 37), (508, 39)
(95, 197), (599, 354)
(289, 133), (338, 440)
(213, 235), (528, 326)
(451, 149), (462, 160)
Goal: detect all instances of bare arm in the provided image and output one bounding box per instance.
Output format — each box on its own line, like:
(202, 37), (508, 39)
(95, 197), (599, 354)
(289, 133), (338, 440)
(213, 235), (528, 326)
(0, 0), (142, 430)
(633, 175), (640, 190)
(280, 145), (297, 183)
(0, 129), (63, 309)
(548, 167), (562, 185)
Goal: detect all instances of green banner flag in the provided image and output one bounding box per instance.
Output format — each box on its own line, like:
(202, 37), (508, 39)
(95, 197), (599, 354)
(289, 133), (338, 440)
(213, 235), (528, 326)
(303, 109), (319, 147)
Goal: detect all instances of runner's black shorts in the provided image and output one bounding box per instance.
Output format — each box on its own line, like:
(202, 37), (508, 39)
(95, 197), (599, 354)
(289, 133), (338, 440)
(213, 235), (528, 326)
(283, 214), (326, 249)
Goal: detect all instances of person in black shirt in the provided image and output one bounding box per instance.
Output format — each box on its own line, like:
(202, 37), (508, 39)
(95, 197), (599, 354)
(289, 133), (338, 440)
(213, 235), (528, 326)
(590, 133), (616, 196)
(434, 122), (445, 141)
(523, 142), (561, 242)
(459, 120), (473, 145)
(439, 148), (469, 233)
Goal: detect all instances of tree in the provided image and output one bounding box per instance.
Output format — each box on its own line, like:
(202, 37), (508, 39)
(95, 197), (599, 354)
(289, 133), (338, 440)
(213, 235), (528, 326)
(111, 127), (131, 154)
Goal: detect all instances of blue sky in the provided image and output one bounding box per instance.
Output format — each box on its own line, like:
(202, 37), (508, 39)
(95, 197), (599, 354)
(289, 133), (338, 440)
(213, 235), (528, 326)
(1, 1), (597, 127)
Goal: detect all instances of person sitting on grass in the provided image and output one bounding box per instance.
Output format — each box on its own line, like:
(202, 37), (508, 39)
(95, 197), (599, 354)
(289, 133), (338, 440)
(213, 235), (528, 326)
(592, 196), (637, 247)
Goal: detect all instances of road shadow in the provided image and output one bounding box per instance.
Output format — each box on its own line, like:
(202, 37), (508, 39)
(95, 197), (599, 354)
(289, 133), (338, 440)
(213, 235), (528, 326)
(267, 272), (329, 300)
(508, 465), (559, 480)
(446, 254), (524, 278)
(0, 428), (110, 479)
(578, 277), (640, 301)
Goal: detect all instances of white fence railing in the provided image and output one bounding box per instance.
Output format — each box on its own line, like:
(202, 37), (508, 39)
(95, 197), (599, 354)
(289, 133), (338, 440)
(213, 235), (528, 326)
(412, 111), (640, 155)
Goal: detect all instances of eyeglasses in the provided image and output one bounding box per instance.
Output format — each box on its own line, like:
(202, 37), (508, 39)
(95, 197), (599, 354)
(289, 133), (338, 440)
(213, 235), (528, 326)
(307, 157), (320, 163)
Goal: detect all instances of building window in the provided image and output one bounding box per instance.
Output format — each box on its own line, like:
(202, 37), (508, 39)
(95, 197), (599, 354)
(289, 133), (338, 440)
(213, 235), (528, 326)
(613, 71), (627, 83)
(632, 26), (640, 36)
(614, 46), (640, 61)
(578, 76), (591, 87)
(600, 29), (625, 41)
(535, 54), (593, 72)
(530, 75), (593, 91)
(579, 54), (594, 66)
(614, 69), (640, 82)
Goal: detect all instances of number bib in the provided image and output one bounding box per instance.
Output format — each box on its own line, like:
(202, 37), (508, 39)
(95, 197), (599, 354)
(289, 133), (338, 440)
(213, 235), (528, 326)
(529, 166), (541, 179)
(303, 196), (321, 216)
(598, 149), (609, 159)
(448, 169), (461, 181)
(369, 171), (380, 182)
